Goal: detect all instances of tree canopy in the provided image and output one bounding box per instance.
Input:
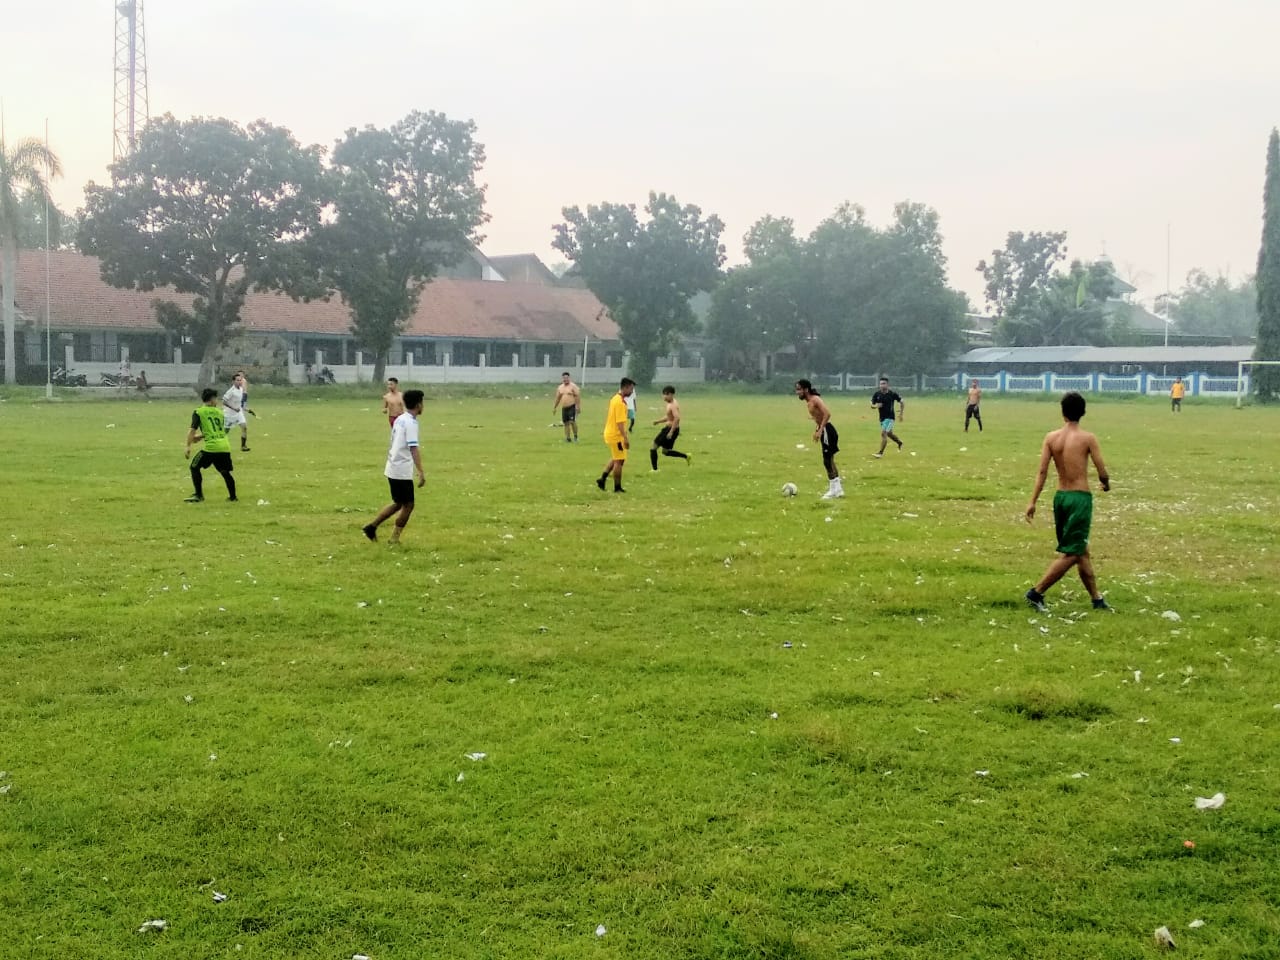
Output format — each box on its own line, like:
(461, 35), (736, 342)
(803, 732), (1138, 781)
(78, 114), (327, 386)
(552, 192), (725, 386)
(316, 110), (488, 382)
(1, 136), (62, 383)
(706, 203), (965, 380)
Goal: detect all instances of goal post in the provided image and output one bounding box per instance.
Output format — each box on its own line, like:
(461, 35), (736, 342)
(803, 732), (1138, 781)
(1236, 360), (1280, 407)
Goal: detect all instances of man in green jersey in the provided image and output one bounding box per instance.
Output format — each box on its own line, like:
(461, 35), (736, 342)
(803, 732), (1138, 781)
(184, 388), (237, 502)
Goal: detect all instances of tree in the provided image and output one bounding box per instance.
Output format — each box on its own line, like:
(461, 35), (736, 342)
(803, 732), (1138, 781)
(996, 259), (1115, 347)
(316, 111), (488, 382)
(890, 200), (947, 271)
(78, 115), (326, 387)
(1, 136), (62, 383)
(552, 191), (725, 386)
(9, 191), (75, 250)
(977, 230), (1068, 317)
(1256, 128), (1280, 400)
(1159, 270), (1257, 340)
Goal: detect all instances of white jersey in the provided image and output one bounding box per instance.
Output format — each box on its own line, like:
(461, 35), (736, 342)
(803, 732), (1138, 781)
(624, 392), (637, 419)
(384, 411), (421, 480)
(222, 385), (247, 427)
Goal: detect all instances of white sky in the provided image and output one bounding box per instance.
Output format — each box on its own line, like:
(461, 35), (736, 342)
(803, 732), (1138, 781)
(4, 0), (1278, 307)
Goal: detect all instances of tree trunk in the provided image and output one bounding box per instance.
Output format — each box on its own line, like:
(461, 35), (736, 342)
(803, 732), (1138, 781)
(197, 336), (220, 392)
(372, 351), (386, 384)
(1, 239), (16, 385)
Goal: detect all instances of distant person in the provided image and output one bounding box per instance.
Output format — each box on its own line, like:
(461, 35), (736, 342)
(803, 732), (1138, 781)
(596, 377), (634, 493)
(1024, 391), (1113, 613)
(363, 389), (426, 545)
(871, 377), (904, 457)
(965, 379), (983, 432)
(135, 370), (150, 393)
(1170, 376), (1185, 413)
(304, 362), (314, 384)
(118, 356), (131, 387)
(624, 386), (637, 433)
(552, 372), (581, 442)
(649, 385), (691, 470)
(382, 377), (405, 427)
(184, 388), (237, 503)
(221, 372), (252, 451)
(795, 378), (843, 499)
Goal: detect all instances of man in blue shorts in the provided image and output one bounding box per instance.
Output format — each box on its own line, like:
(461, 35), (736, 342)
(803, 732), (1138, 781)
(871, 377), (904, 457)
(1024, 391), (1113, 613)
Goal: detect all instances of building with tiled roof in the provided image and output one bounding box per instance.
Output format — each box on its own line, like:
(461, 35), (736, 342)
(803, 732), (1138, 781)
(1, 249), (705, 386)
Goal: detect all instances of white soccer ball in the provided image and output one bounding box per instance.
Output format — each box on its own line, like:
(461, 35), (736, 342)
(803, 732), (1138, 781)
(781, 482), (798, 498)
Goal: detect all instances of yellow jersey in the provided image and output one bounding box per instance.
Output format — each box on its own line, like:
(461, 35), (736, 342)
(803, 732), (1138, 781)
(604, 393), (629, 443)
(1171, 381), (1185, 399)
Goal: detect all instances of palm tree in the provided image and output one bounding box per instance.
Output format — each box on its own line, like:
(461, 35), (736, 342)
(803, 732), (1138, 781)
(1, 136), (62, 384)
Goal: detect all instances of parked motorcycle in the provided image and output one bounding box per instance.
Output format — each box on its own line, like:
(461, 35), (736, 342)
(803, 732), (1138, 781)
(52, 366), (88, 387)
(100, 373), (136, 387)
(315, 366), (337, 385)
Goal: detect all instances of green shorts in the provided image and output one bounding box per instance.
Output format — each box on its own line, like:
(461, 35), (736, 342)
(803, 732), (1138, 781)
(1053, 490), (1093, 555)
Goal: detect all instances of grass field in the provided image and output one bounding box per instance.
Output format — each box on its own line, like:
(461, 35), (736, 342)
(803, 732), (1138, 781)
(1, 386), (1278, 959)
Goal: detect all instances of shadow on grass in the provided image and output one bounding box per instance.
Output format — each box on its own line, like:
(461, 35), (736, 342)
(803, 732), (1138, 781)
(994, 683), (1112, 722)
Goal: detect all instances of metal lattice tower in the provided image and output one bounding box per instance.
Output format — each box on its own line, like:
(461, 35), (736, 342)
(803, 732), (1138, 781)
(113, 0), (149, 160)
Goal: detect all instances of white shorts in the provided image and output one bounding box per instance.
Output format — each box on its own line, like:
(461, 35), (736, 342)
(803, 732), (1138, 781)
(223, 409), (247, 429)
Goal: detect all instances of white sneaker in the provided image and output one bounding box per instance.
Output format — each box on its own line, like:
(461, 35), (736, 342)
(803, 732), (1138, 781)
(820, 488), (844, 499)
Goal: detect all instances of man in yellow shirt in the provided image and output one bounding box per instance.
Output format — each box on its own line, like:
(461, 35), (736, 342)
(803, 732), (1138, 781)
(1170, 376), (1186, 413)
(596, 377), (635, 493)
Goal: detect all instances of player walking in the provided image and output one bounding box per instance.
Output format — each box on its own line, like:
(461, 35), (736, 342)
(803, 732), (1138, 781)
(184, 388), (237, 502)
(363, 389), (426, 545)
(649, 386), (691, 470)
(222, 372), (253, 452)
(596, 378), (634, 493)
(871, 377), (904, 457)
(1024, 392), (1113, 613)
(383, 377), (405, 427)
(795, 379), (843, 499)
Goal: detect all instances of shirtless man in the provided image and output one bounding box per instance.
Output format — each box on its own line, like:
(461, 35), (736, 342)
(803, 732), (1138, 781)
(552, 372), (581, 442)
(382, 377), (405, 428)
(1024, 391), (1112, 613)
(649, 385), (691, 470)
(796, 378), (843, 499)
(965, 378), (983, 432)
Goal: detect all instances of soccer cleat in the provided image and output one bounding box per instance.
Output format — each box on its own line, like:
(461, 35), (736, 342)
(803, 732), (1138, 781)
(184, 495), (204, 503)
(1024, 589), (1049, 614)
(873, 453), (884, 459)
(241, 446), (250, 452)
(820, 489), (844, 499)
(596, 477), (606, 491)
(896, 440), (904, 451)
(686, 454), (693, 466)
(1092, 598), (1115, 612)
(362, 524), (377, 541)
(227, 496), (238, 502)
(614, 488), (626, 494)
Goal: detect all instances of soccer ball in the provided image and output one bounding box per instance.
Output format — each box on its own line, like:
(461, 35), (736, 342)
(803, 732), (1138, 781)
(781, 482), (798, 497)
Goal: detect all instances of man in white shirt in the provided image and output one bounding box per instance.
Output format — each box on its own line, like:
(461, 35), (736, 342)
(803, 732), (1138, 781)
(221, 372), (253, 452)
(363, 389), (425, 545)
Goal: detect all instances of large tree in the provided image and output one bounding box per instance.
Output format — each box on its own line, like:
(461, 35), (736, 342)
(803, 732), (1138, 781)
(1256, 128), (1280, 401)
(1, 136), (62, 384)
(317, 111), (488, 382)
(79, 115), (326, 386)
(552, 191), (725, 386)
(977, 230), (1068, 317)
(1159, 269), (1257, 340)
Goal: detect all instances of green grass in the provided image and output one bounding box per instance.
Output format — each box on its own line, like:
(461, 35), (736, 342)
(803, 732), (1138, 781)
(1, 387), (1278, 958)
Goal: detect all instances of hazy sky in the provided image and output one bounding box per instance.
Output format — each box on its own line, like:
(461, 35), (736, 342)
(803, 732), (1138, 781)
(4, 0), (1278, 307)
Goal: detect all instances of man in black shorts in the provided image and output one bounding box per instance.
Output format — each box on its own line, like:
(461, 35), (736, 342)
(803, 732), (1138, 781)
(363, 389), (425, 544)
(649, 385), (692, 470)
(184, 388), (237, 502)
(796, 378), (843, 499)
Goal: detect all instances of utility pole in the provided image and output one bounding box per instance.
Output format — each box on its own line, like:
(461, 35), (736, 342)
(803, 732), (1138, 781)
(113, 0), (149, 161)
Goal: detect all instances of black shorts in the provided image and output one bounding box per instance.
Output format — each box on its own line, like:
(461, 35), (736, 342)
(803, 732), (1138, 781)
(387, 477), (415, 505)
(819, 423), (839, 458)
(966, 403), (980, 416)
(653, 426), (680, 449)
(562, 406), (577, 423)
(190, 450), (233, 473)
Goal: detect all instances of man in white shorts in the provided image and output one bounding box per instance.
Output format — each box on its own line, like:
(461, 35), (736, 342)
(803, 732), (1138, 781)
(221, 372), (253, 452)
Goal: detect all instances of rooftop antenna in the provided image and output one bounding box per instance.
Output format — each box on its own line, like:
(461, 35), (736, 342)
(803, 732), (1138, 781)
(113, 0), (149, 161)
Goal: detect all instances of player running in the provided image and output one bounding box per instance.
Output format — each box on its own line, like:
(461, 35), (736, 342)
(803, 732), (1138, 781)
(649, 386), (691, 470)
(1024, 391), (1113, 613)
(871, 377), (904, 457)
(222, 372), (253, 452)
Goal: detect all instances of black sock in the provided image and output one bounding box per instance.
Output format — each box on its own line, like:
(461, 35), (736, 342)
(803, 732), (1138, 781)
(666, 450), (687, 460)
(650, 449), (658, 470)
(224, 473), (237, 499)
(190, 469), (203, 498)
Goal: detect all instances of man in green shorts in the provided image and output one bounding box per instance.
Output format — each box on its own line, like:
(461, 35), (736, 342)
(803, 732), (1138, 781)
(184, 388), (237, 502)
(1024, 391), (1111, 612)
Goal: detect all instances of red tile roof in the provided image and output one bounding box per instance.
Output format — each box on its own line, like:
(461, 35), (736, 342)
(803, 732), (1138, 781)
(11, 250), (618, 342)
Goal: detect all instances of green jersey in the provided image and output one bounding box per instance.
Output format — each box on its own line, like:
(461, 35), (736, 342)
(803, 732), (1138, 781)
(191, 404), (231, 453)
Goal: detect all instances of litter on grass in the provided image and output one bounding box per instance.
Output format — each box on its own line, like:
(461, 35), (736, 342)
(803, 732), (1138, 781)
(1162, 610), (1182, 622)
(212, 891), (228, 903)
(1154, 926), (1176, 949)
(1189, 919), (1205, 928)
(595, 925), (607, 937)
(137, 920), (167, 933)
(464, 752), (487, 761)
(1194, 792), (1226, 810)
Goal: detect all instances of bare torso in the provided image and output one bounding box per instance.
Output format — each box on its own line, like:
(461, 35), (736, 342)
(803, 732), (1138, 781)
(1043, 424), (1106, 492)
(383, 390), (405, 418)
(968, 386), (981, 405)
(554, 382), (580, 410)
